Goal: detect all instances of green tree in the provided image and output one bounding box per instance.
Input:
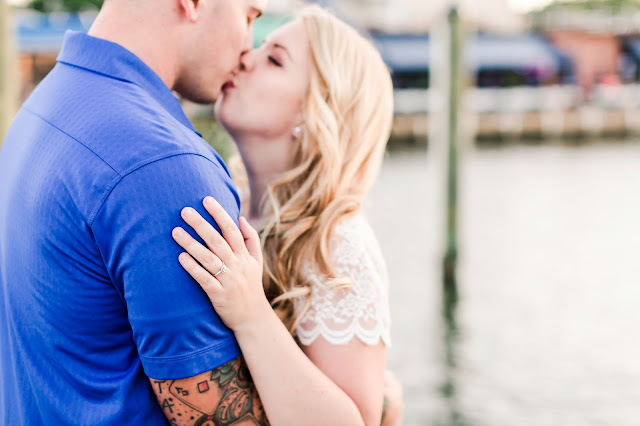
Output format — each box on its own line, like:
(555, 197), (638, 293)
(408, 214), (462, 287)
(28, 0), (103, 13)
(543, 0), (640, 12)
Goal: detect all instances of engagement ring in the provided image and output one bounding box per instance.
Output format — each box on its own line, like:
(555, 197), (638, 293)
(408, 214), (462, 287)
(213, 262), (228, 277)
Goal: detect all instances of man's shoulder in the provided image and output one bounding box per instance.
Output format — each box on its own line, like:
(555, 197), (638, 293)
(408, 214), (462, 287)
(15, 63), (229, 225)
(24, 63), (216, 175)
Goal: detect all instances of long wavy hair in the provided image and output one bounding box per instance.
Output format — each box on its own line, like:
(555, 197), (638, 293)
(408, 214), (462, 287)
(256, 6), (394, 333)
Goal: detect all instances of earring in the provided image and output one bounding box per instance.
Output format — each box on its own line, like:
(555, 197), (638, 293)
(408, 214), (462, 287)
(293, 126), (303, 139)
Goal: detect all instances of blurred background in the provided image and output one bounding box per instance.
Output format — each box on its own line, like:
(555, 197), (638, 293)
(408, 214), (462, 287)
(1, 0), (639, 424)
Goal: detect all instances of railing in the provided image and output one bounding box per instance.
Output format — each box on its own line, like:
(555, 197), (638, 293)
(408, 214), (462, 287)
(392, 84), (640, 139)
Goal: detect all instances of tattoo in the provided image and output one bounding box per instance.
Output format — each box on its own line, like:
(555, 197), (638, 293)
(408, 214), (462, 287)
(153, 356), (269, 425)
(210, 359), (239, 386)
(162, 398), (175, 414)
(154, 380), (166, 394)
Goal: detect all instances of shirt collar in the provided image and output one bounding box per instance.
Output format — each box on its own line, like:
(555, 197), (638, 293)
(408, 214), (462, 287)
(57, 31), (199, 134)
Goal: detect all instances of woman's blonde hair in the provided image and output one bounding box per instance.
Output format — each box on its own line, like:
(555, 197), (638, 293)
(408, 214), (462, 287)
(259, 5), (394, 333)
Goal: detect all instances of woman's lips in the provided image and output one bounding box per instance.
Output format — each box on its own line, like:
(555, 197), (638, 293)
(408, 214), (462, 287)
(222, 81), (236, 91)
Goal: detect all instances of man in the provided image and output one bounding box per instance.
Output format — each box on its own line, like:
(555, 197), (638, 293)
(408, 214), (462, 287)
(0, 0), (269, 424)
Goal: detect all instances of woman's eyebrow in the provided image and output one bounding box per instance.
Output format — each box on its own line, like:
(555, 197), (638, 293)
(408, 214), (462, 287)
(262, 40), (294, 62)
(272, 43), (293, 62)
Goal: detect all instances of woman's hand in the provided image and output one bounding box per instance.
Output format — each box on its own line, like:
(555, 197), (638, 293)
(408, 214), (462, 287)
(172, 196), (272, 332)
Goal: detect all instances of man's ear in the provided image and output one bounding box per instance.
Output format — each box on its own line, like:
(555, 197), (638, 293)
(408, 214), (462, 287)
(179, 0), (200, 23)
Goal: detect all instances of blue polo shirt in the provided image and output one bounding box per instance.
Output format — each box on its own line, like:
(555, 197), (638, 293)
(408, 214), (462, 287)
(0, 31), (241, 425)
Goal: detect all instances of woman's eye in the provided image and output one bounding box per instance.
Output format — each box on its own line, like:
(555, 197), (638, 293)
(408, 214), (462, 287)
(268, 56), (282, 67)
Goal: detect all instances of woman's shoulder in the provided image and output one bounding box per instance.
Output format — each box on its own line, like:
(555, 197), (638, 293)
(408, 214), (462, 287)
(332, 211), (374, 238)
(296, 212), (391, 346)
(330, 213), (387, 279)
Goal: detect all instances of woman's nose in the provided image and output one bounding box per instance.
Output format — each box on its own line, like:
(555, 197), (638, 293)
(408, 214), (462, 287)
(239, 49), (258, 72)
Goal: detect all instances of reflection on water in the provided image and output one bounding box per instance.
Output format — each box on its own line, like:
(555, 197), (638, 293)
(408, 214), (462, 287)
(367, 141), (640, 426)
(438, 280), (470, 426)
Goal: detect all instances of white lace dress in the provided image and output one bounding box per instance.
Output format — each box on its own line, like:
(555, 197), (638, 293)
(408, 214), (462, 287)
(294, 214), (391, 347)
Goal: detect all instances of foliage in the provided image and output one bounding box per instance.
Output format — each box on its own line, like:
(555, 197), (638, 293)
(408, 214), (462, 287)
(542, 0), (640, 13)
(27, 0), (103, 13)
(191, 116), (237, 163)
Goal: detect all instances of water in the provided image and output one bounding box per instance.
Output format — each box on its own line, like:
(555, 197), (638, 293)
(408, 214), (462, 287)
(366, 142), (640, 426)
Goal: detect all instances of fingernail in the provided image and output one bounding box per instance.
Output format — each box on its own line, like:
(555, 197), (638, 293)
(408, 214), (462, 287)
(182, 207), (194, 218)
(172, 227), (185, 239)
(204, 196), (215, 207)
(178, 253), (189, 262)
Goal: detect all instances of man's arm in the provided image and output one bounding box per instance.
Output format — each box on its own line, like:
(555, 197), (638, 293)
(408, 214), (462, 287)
(149, 356), (269, 426)
(90, 155), (259, 423)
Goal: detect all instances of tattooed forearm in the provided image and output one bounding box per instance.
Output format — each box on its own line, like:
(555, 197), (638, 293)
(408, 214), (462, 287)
(150, 356), (269, 426)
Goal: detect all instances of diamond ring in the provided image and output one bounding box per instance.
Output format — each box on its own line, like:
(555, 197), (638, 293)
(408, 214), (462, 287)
(213, 262), (228, 277)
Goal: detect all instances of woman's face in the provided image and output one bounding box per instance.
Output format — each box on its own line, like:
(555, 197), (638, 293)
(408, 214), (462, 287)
(214, 19), (312, 142)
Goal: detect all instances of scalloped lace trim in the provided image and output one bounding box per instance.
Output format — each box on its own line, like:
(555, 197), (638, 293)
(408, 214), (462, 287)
(293, 214), (391, 347)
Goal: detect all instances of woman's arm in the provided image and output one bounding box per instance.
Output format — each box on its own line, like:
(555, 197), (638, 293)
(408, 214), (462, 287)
(172, 196), (384, 425)
(300, 337), (386, 425)
(381, 370), (404, 426)
(233, 301), (383, 426)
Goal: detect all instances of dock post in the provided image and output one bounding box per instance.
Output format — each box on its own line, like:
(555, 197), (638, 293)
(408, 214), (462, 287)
(443, 6), (462, 290)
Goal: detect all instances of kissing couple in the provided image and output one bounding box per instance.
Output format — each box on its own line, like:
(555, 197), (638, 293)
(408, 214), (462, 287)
(0, 0), (403, 424)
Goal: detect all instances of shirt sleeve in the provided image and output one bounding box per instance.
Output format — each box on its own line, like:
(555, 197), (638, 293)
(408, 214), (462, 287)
(91, 153), (242, 380)
(295, 215), (392, 347)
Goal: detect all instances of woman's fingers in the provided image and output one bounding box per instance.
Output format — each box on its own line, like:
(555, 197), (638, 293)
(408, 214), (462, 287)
(172, 226), (227, 277)
(239, 216), (262, 264)
(202, 197), (246, 254)
(180, 207), (234, 262)
(178, 252), (223, 296)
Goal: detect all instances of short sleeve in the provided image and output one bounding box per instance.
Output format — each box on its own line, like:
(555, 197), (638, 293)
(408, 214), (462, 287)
(295, 214), (391, 347)
(91, 153), (241, 380)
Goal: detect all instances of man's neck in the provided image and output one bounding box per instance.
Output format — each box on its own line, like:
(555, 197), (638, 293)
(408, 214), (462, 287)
(88, 3), (178, 90)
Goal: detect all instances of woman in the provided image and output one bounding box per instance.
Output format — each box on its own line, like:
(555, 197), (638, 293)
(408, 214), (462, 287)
(172, 6), (402, 425)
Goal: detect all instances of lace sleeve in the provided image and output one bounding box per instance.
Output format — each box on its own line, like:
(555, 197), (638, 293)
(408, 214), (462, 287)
(294, 214), (391, 346)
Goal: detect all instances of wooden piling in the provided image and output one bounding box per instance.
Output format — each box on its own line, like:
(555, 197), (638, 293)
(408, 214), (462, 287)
(443, 6), (462, 289)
